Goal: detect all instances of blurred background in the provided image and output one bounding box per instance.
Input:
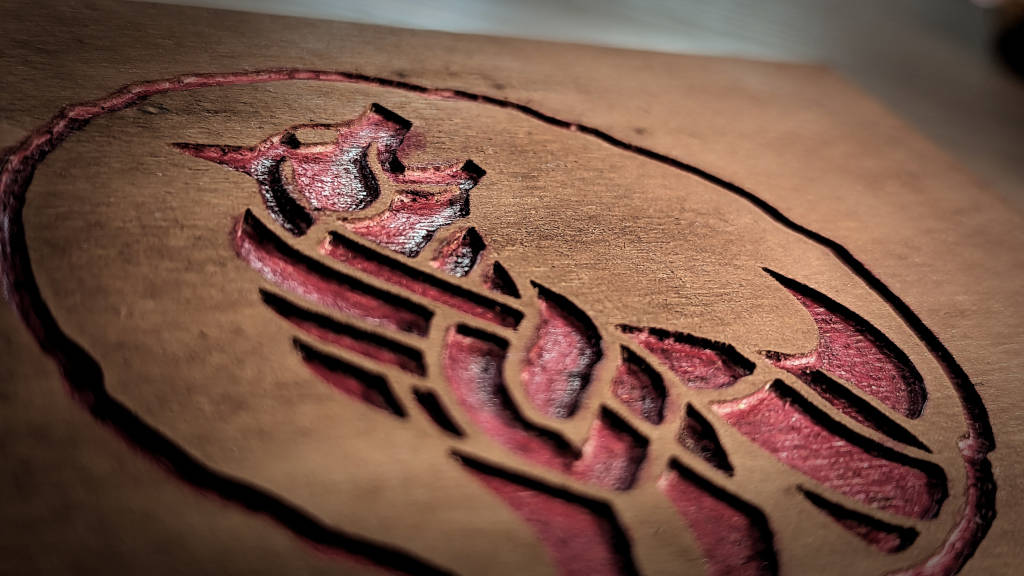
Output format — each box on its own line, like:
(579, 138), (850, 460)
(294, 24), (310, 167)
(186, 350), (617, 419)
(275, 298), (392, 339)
(147, 0), (1024, 211)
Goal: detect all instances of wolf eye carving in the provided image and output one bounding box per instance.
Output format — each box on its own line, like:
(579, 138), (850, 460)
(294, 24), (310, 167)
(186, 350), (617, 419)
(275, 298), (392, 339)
(1, 73), (994, 576)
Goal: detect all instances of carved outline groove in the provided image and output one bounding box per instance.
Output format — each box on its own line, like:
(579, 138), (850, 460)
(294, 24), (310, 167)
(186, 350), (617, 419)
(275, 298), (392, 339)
(0, 69), (995, 576)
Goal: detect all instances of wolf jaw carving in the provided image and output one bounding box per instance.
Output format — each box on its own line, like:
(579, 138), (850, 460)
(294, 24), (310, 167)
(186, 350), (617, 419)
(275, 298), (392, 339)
(0, 72), (994, 576)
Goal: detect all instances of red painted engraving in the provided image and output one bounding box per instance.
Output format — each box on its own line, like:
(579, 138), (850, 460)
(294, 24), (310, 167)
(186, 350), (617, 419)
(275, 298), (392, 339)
(619, 326), (752, 390)
(763, 270), (926, 418)
(611, 346), (666, 425)
(0, 74), (994, 576)
(714, 383), (945, 519)
(659, 462), (776, 576)
(521, 284), (603, 419)
(320, 230), (521, 328)
(430, 227), (486, 278)
(233, 209), (432, 335)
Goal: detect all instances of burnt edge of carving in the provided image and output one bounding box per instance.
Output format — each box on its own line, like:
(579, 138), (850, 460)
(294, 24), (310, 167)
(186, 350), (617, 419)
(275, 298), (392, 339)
(326, 230), (524, 328)
(413, 387), (465, 437)
(294, 339), (407, 417)
(801, 371), (930, 452)
(453, 451), (641, 576)
(261, 289), (427, 376)
(617, 324), (756, 378)
(762, 268), (927, 419)
(0, 69), (995, 576)
(799, 487), (919, 554)
(768, 381), (948, 519)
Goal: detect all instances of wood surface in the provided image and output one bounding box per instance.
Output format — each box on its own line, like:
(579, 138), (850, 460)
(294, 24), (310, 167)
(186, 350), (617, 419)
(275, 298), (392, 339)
(1, 2), (1022, 576)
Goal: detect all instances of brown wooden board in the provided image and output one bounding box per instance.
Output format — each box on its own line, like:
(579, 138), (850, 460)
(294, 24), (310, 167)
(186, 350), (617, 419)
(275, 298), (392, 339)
(1, 1), (1023, 575)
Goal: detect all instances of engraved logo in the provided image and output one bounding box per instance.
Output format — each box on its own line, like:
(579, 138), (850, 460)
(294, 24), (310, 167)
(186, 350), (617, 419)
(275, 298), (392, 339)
(0, 72), (995, 576)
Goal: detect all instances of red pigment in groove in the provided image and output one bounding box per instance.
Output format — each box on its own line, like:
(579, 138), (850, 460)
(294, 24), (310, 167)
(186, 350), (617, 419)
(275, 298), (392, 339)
(801, 489), (917, 553)
(659, 463), (776, 576)
(261, 291), (425, 376)
(296, 342), (403, 416)
(714, 384), (944, 518)
(430, 227), (485, 277)
(799, 372), (929, 451)
(521, 284), (602, 419)
(176, 103), (484, 241)
(678, 405), (733, 475)
(620, 326), (751, 390)
(0, 69), (993, 576)
(345, 188), (469, 257)
(321, 231), (521, 328)
(570, 414), (647, 491)
(462, 459), (637, 576)
(610, 346), (665, 425)
(483, 261), (521, 298)
(444, 327), (644, 491)
(765, 275), (926, 418)
(176, 107), (405, 212)
(233, 210), (431, 335)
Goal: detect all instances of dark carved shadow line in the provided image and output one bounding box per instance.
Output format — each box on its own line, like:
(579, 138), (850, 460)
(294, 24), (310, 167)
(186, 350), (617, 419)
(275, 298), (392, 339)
(326, 230), (524, 328)
(802, 371), (931, 453)
(294, 338), (407, 417)
(261, 288), (427, 376)
(799, 487), (919, 554)
(238, 209), (435, 336)
(617, 324), (756, 377)
(453, 451), (640, 576)
(762, 268), (927, 419)
(768, 381), (948, 519)
(0, 69), (994, 576)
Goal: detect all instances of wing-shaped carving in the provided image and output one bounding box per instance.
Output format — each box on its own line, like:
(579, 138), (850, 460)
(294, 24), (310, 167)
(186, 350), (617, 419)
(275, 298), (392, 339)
(171, 103), (965, 576)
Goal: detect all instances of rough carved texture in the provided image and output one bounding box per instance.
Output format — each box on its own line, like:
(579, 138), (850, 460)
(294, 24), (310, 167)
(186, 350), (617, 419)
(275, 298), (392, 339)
(461, 457), (638, 576)
(175, 103), (484, 242)
(678, 405), (734, 475)
(764, 271), (926, 419)
(714, 384), (945, 519)
(295, 340), (405, 417)
(233, 209), (432, 335)
(611, 346), (666, 425)
(321, 231), (522, 329)
(430, 227), (486, 277)
(801, 372), (929, 451)
(619, 326), (752, 390)
(175, 105), (410, 235)
(801, 489), (918, 553)
(521, 284), (603, 419)
(659, 463), (777, 576)
(261, 290), (425, 376)
(345, 188), (470, 257)
(443, 326), (645, 491)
